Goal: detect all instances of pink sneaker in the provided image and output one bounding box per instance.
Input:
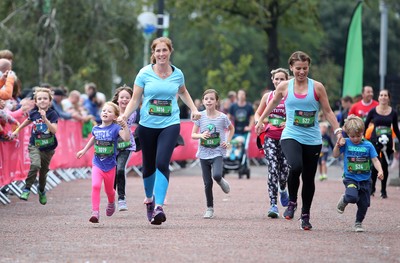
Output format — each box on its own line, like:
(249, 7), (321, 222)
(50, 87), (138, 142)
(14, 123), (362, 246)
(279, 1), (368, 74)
(89, 211), (99, 223)
(106, 202), (116, 217)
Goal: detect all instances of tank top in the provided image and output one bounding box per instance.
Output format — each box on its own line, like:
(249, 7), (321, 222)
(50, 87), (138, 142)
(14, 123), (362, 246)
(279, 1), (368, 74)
(281, 78), (322, 145)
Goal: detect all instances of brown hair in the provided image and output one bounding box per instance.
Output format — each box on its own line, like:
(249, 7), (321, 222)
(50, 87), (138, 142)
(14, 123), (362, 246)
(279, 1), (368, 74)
(202, 89), (219, 101)
(0, 49), (14, 60)
(150, 37), (174, 64)
(112, 84), (133, 105)
(270, 68), (290, 80)
(288, 51), (311, 66)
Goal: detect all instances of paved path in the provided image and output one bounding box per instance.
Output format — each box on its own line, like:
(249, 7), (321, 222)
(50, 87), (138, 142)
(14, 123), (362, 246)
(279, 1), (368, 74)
(1, 163), (399, 263)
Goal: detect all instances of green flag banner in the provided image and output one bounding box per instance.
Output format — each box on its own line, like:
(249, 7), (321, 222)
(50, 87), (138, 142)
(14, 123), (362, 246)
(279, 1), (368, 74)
(342, 1), (363, 97)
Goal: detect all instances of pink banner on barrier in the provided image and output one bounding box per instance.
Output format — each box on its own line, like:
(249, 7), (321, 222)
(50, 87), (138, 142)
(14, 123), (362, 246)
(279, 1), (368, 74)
(1, 119), (263, 186)
(248, 128), (264, 159)
(50, 120), (92, 169)
(0, 118), (31, 186)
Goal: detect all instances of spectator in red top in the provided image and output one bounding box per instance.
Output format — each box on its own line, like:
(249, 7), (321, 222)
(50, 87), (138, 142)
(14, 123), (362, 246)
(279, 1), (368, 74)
(348, 86), (378, 121)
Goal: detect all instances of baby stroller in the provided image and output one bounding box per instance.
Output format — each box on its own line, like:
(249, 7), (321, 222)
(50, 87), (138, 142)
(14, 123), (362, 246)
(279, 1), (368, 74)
(222, 133), (251, 179)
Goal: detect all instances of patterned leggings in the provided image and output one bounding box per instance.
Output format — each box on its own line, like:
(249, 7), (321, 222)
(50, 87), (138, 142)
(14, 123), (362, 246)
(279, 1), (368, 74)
(264, 137), (289, 205)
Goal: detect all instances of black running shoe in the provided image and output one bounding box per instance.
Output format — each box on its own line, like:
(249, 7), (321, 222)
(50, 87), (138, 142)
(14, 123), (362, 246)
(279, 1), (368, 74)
(283, 201), (297, 220)
(300, 214), (312, 230)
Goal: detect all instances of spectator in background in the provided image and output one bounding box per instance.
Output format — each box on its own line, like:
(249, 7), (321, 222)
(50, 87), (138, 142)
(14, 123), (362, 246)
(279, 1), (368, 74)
(227, 90), (237, 104)
(0, 98), (19, 141)
(0, 49), (13, 66)
(339, 96), (353, 126)
(0, 58), (15, 100)
(348, 86), (378, 121)
(52, 88), (81, 121)
(318, 122), (334, 181)
(228, 89), (254, 136)
(83, 82), (101, 124)
(62, 90), (92, 122)
(220, 97), (231, 114)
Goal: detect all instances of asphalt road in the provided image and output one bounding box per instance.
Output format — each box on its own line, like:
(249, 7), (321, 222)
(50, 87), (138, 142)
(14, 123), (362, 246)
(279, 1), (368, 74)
(0, 162), (399, 263)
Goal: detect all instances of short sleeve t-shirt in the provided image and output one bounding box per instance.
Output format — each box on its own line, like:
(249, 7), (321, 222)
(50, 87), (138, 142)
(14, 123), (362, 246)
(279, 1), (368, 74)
(92, 123), (121, 172)
(340, 138), (378, 181)
(229, 102), (254, 134)
(28, 107), (59, 151)
(134, 64), (184, 129)
(195, 111), (231, 159)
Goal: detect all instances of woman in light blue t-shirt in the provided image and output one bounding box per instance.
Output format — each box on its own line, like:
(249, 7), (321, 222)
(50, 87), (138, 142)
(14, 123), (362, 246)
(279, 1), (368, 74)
(120, 37), (201, 225)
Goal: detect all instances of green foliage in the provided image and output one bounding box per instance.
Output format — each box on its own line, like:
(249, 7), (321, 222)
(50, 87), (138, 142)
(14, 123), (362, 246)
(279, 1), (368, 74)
(310, 58), (342, 108)
(1, 0), (400, 106)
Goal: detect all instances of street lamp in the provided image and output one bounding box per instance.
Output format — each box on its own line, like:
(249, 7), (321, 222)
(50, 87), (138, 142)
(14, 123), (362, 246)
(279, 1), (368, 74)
(138, 11), (158, 66)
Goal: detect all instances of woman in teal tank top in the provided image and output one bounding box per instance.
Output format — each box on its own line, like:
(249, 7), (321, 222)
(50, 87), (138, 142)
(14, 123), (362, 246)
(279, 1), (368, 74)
(255, 51), (343, 230)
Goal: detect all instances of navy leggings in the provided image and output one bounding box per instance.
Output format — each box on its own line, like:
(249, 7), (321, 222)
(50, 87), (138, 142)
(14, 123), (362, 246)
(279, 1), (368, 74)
(138, 124), (180, 180)
(342, 178), (371, 223)
(281, 139), (321, 214)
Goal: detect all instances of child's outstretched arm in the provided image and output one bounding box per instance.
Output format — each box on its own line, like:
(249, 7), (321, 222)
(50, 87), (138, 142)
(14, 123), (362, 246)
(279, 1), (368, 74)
(371, 157), (384, 180)
(76, 136), (95, 159)
(332, 137), (345, 158)
(11, 118), (32, 138)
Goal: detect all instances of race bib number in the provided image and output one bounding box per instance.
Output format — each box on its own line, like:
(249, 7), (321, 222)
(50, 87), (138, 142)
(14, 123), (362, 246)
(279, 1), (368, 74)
(200, 132), (221, 148)
(375, 126), (391, 137)
(34, 133), (55, 147)
(269, 116), (285, 127)
(347, 157), (370, 174)
(148, 99), (172, 116)
(94, 140), (114, 157)
(293, 110), (316, 128)
(117, 141), (131, 150)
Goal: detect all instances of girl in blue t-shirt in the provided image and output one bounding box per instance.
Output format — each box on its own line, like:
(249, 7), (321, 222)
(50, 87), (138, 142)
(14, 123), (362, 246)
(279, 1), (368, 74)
(333, 115), (383, 232)
(77, 102), (130, 223)
(192, 89), (235, 219)
(12, 87), (59, 205)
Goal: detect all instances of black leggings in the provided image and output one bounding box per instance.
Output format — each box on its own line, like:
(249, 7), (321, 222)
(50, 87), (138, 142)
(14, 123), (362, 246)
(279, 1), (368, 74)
(371, 152), (389, 196)
(138, 124), (180, 180)
(114, 150), (132, 200)
(281, 139), (321, 214)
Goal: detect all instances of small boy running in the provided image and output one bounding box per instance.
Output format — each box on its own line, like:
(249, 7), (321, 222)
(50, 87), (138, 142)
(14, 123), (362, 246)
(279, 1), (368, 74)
(333, 115), (383, 232)
(192, 89), (234, 219)
(11, 87), (59, 205)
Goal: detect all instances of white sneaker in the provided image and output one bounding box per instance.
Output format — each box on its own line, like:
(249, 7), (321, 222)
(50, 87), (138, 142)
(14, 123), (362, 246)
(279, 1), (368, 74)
(203, 207), (214, 219)
(354, 222), (364, 232)
(118, 199), (128, 211)
(218, 178), (230, 194)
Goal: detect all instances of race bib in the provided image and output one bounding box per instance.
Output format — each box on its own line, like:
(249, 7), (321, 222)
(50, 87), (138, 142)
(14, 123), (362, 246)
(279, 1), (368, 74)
(94, 140), (114, 157)
(117, 141), (131, 150)
(293, 110), (316, 128)
(148, 99), (172, 116)
(200, 132), (221, 148)
(269, 116), (285, 127)
(34, 133), (55, 147)
(347, 157), (370, 174)
(375, 126), (391, 137)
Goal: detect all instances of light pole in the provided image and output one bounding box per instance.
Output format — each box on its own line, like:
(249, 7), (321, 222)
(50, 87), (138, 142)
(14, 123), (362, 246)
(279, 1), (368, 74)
(138, 12), (158, 66)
